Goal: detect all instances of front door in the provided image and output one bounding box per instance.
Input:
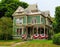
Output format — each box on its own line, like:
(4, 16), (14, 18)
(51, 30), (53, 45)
(27, 27), (31, 38)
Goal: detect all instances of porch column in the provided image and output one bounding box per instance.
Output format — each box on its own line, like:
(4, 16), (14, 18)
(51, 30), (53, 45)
(37, 27), (38, 35)
(47, 28), (48, 35)
(26, 27), (28, 35)
(40, 27), (41, 34)
(22, 27), (23, 35)
(44, 25), (45, 36)
(33, 27), (34, 34)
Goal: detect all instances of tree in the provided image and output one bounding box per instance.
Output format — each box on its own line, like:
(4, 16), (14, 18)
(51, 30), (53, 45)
(54, 6), (60, 33)
(1, 0), (19, 4)
(0, 17), (13, 40)
(0, 0), (28, 18)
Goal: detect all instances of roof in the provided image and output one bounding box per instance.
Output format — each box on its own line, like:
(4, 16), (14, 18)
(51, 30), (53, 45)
(25, 4), (38, 11)
(41, 11), (50, 17)
(15, 6), (24, 12)
(12, 4), (51, 18)
(12, 6), (25, 16)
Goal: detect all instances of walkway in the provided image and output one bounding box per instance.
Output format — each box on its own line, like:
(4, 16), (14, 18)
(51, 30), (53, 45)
(11, 42), (25, 47)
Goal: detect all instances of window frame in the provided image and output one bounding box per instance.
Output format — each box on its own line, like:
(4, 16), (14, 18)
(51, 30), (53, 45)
(41, 16), (46, 24)
(32, 17), (37, 24)
(16, 18), (23, 24)
(16, 28), (23, 35)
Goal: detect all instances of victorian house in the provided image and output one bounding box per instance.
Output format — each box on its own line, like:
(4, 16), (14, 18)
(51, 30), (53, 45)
(12, 4), (52, 39)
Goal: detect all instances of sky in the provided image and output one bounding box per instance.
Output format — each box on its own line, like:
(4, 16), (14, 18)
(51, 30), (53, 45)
(20, 0), (60, 17)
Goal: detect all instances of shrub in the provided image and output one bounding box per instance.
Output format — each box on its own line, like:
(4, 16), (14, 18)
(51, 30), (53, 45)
(53, 33), (60, 45)
(0, 17), (13, 40)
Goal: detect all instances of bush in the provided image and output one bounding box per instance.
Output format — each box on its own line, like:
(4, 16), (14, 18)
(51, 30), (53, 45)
(0, 17), (13, 40)
(53, 33), (60, 45)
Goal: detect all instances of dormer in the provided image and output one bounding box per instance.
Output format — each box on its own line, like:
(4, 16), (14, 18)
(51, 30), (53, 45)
(12, 6), (25, 16)
(25, 4), (38, 13)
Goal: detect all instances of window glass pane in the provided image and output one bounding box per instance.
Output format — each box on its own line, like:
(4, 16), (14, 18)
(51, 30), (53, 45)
(16, 18), (23, 24)
(17, 28), (22, 35)
(16, 19), (20, 24)
(19, 18), (23, 24)
(32, 18), (36, 24)
(41, 16), (45, 24)
(17, 28), (19, 35)
(20, 28), (22, 35)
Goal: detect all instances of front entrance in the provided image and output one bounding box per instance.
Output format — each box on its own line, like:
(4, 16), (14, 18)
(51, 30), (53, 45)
(27, 27), (32, 38)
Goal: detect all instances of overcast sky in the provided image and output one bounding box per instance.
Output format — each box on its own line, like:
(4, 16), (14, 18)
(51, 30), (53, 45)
(20, 0), (60, 17)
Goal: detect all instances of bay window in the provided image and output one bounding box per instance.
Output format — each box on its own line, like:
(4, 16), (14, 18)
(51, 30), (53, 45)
(16, 18), (23, 24)
(32, 18), (37, 24)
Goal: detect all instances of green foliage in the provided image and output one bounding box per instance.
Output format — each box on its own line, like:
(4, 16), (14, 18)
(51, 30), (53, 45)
(1, 0), (19, 4)
(0, 0), (28, 18)
(53, 6), (60, 33)
(48, 30), (53, 40)
(0, 0), (28, 40)
(52, 18), (57, 33)
(53, 33), (60, 45)
(0, 17), (13, 40)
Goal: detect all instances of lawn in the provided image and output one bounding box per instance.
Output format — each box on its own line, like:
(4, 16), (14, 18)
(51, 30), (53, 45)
(0, 39), (23, 46)
(15, 39), (60, 47)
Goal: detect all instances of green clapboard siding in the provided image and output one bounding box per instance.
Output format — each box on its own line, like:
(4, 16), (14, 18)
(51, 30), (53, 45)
(13, 17), (16, 25)
(13, 26), (17, 35)
(41, 16), (46, 24)
(23, 16), (27, 24)
(36, 16), (40, 23)
(27, 16), (32, 23)
(27, 16), (40, 24)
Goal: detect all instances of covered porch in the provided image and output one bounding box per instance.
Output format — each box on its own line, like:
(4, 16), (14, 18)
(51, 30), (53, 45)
(22, 24), (50, 39)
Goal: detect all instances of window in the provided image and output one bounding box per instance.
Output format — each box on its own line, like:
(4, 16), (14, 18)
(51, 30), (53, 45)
(32, 18), (37, 24)
(17, 28), (22, 35)
(41, 17), (44, 24)
(16, 18), (23, 24)
(41, 16), (45, 24)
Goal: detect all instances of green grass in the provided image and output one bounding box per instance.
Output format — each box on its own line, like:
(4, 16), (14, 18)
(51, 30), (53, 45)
(15, 39), (60, 47)
(0, 39), (23, 46)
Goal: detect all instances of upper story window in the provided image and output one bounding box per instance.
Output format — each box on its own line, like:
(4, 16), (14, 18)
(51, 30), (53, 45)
(16, 18), (23, 24)
(32, 17), (37, 24)
(41, 16), (46, 24)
